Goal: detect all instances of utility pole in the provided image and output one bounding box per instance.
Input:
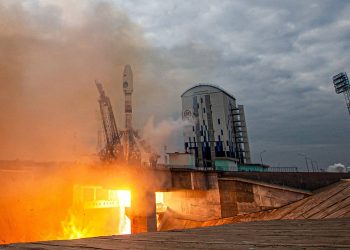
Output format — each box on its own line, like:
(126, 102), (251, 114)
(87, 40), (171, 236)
(310, 159), (315, 172)
(312, 160), (319, 172)
(260, 150), (266, 166)
(298, 153), (309, 172)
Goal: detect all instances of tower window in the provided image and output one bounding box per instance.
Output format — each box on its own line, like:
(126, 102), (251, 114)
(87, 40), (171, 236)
(218, 118), (221, 125)
(203, 120), (206, 125)
(218, 135), (221, 141)
(203, 108), (206, 113)
(201, 98), (203, 103)
(192, 126), (195, 132)
(221, 129), (224, 135)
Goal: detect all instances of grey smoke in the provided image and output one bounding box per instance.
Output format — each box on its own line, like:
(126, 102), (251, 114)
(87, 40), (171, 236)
(1, 0), (350, 169)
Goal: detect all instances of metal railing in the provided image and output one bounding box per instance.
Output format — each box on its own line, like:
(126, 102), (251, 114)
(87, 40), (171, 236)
(156, 164), (300, 173)
(266, 167), (298, 172)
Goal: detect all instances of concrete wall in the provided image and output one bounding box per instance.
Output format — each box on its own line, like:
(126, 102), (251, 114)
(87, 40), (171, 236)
(219, 179), (308, 217)
(163, 189), (222, 221)
(252, 184), (306, 210)
(218, 179), (238, 217)
(162, 173), (308, 221)
(219, 172), (350, 191)
(170, 170), (218, 190)
(167, 153), (195, 168)
(162, 171), (221, 221)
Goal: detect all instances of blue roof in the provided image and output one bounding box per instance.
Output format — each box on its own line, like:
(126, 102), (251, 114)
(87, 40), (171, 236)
(181, 83), (235, 100)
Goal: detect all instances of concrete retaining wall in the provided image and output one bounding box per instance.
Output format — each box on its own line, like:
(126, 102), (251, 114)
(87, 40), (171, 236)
(163, 189), (222, 221)
(218, 179), (308, 217)
(219, 172), (350, 191)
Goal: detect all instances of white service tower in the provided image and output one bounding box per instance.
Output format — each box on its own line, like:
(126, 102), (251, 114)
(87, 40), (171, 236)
(123, 65), (133, 130)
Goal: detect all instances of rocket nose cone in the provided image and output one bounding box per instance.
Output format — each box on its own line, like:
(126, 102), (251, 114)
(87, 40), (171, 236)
(123, 64), (132, 76)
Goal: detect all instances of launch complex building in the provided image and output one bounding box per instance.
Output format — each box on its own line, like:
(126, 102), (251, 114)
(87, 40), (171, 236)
(96, 65), (251, 172)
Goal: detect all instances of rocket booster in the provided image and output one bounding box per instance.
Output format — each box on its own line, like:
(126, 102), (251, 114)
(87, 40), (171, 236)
(123, 65), (133, 94)
(123, 65), (133, 130)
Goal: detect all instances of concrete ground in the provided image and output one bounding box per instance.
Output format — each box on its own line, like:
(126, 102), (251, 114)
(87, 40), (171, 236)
(3, 218), (350, 249)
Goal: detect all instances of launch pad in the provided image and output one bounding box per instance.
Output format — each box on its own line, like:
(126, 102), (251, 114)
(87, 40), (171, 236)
(96, 65), (159, 166)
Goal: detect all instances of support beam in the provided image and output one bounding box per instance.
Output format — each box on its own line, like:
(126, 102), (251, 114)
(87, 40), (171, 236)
(130, 190), (156, 233)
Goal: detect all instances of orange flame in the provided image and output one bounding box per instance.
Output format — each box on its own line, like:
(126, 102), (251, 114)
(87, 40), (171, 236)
(115, 190), (131, 234)
(60, 189), (131, 240)
(0, 163), (137, 244)
(61, 210), (89, 239)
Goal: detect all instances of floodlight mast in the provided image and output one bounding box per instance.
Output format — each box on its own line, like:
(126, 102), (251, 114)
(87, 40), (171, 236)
(344, 91), (350, 115)
(332, 72), (350, 116)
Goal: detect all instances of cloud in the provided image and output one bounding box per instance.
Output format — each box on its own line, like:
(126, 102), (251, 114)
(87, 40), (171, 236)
(1, 0), (349, 169)
(327, 163), (347, 173)
(114, 0), (350, 169)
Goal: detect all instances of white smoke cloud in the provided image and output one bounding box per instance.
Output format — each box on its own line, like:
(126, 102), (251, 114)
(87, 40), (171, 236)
(141, 116), (189, 156)
(326, 163), (347, 173)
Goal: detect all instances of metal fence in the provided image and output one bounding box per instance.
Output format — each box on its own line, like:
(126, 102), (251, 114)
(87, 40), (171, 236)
(266, 167), (298, 172)
(159, 164), (299, 173)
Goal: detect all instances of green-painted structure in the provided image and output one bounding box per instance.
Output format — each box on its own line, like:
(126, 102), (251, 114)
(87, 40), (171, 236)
(237, 164), (269, 172)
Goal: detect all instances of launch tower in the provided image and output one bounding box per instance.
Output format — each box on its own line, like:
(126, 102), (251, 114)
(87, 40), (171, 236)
(96, 65), (159, 166)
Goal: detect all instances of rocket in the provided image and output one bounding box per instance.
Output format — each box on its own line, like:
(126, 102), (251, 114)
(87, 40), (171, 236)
(123, 65), (133, 131)
(121, 64), (157, 166)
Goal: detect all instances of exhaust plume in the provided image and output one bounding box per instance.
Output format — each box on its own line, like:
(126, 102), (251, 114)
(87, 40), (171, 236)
(0, 0), (193, 244)
(0, 1), (171, 161)
(142, 116), (189, 154)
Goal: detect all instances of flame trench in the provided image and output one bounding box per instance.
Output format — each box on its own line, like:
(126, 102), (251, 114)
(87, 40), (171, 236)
(0, 164), (132, 244)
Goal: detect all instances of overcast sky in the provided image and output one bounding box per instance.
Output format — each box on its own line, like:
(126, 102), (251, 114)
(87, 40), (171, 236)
(1, 0), (350, 170)
(113, 0), (350, 170)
